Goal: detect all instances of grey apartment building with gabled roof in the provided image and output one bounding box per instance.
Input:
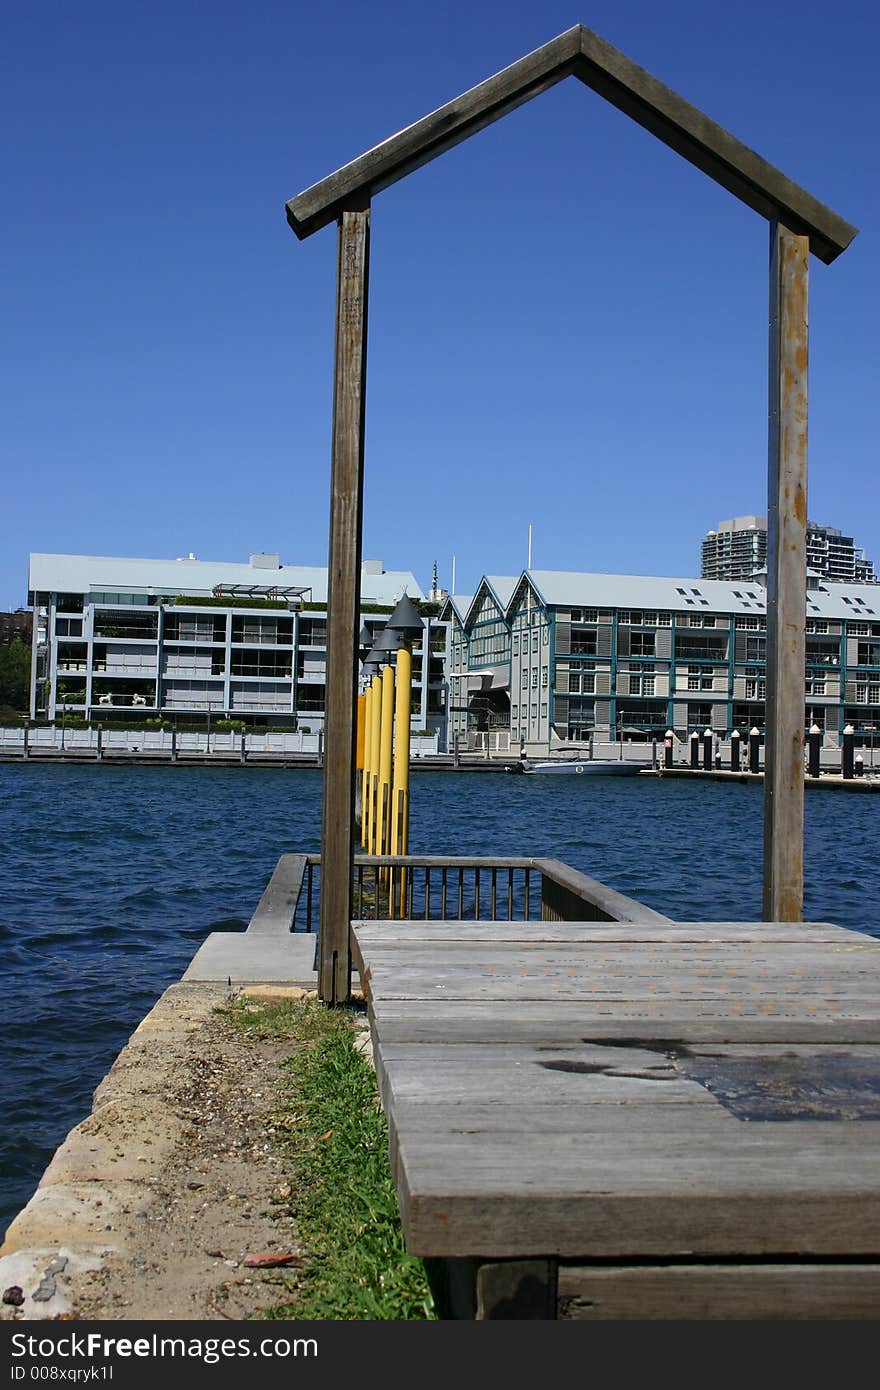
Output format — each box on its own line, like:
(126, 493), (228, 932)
(446, 568), (880, 752)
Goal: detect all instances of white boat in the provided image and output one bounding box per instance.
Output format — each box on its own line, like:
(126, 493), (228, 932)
(518, 758), (641, 776)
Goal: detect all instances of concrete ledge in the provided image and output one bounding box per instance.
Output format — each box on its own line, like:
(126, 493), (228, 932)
(182, 931), (317, 983)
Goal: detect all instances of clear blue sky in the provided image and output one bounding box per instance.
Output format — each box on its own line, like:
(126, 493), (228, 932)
(3, 0), (878, 608)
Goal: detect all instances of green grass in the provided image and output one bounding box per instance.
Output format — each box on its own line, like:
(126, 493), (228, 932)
(223, 996), (436, 1321)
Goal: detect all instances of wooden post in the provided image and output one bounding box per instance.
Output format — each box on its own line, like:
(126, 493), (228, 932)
(319, 203), (370, 1003)
(763, 220), (808, 922)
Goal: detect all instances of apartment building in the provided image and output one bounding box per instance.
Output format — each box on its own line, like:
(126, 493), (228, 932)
(27, 552), (447, 736)
(701, 517), (876, 584)
(446, 568), (880, 749)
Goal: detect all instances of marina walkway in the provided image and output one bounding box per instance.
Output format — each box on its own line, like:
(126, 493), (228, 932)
(353, 917), (880, 1319)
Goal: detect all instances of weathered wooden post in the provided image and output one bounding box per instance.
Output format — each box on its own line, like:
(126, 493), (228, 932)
(702, 727), (713, 772)
(730, 728), (741, 772)
(319, 201), (370, 1004)
(763, 221), (809, 922)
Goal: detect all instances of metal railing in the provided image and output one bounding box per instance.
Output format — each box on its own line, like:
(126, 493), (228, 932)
(295, 854), (671, 932)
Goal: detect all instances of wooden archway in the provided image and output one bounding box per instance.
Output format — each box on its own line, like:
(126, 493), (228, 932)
(287, 24), (856, 1001)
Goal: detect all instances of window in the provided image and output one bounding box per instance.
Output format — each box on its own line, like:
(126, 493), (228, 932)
(541, 702), (547, 718)
(630, 630), (655, 657)
(56, 617), (83, 637)
(806, 678), (825, 696)
(571, 627), (598, 655)
(657, 612), (671, 626)
(521, 670), (528, 688)
(531, 669), (538, 688)
(541, 669), (548, 687)
(745, 678), (767, 701)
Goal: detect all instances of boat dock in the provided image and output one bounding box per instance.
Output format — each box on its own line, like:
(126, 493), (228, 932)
(2, 852), (878, 1319)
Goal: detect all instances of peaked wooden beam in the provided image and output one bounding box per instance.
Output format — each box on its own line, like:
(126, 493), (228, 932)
(286, 24), (856, 263)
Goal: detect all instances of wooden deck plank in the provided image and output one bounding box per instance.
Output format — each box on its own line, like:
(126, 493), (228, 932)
(353, 918), (880, 1273)
(393, 1129), (880, 1258)
(354, 920), (859, 944)
(556, 1264), (880, 1320)
(368, 999), (880, 1045)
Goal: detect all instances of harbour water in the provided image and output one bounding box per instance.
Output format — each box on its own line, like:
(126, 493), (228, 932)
(1, 761), (878, 1234)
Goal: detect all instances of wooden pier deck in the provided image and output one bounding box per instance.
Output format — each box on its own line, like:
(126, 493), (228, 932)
(352, 918), (880, 1319)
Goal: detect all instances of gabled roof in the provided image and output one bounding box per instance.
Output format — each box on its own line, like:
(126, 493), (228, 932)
(287, 24), (855, 264)
(463, 575), (518, 629)
(512, 569), (880, 622)
(438, 593), (474, 626)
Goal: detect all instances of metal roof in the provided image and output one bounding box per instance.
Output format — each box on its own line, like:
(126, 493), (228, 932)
(28, 553), (424, 606)
(520, 570), (880, 621)
(438, 594), (474, 626)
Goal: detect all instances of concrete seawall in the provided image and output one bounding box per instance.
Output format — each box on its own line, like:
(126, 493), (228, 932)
(0, 857), (321, 1321)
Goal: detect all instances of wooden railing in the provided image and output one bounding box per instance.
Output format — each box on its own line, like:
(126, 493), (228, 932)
(294, 854), (671, 932)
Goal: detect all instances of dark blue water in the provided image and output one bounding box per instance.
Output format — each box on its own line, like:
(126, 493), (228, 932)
(1, 762), (878, 1233)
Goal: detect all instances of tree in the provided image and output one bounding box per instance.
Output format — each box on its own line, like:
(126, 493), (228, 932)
(0, 637), (31, 713)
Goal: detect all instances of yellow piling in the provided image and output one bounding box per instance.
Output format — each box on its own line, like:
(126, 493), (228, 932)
(361, 684), (372, 849)
(390, 643), (412, 915)
(355, 692), (366, 841)
(369, 672), (383, 854)
(377, 662), (395, 880)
